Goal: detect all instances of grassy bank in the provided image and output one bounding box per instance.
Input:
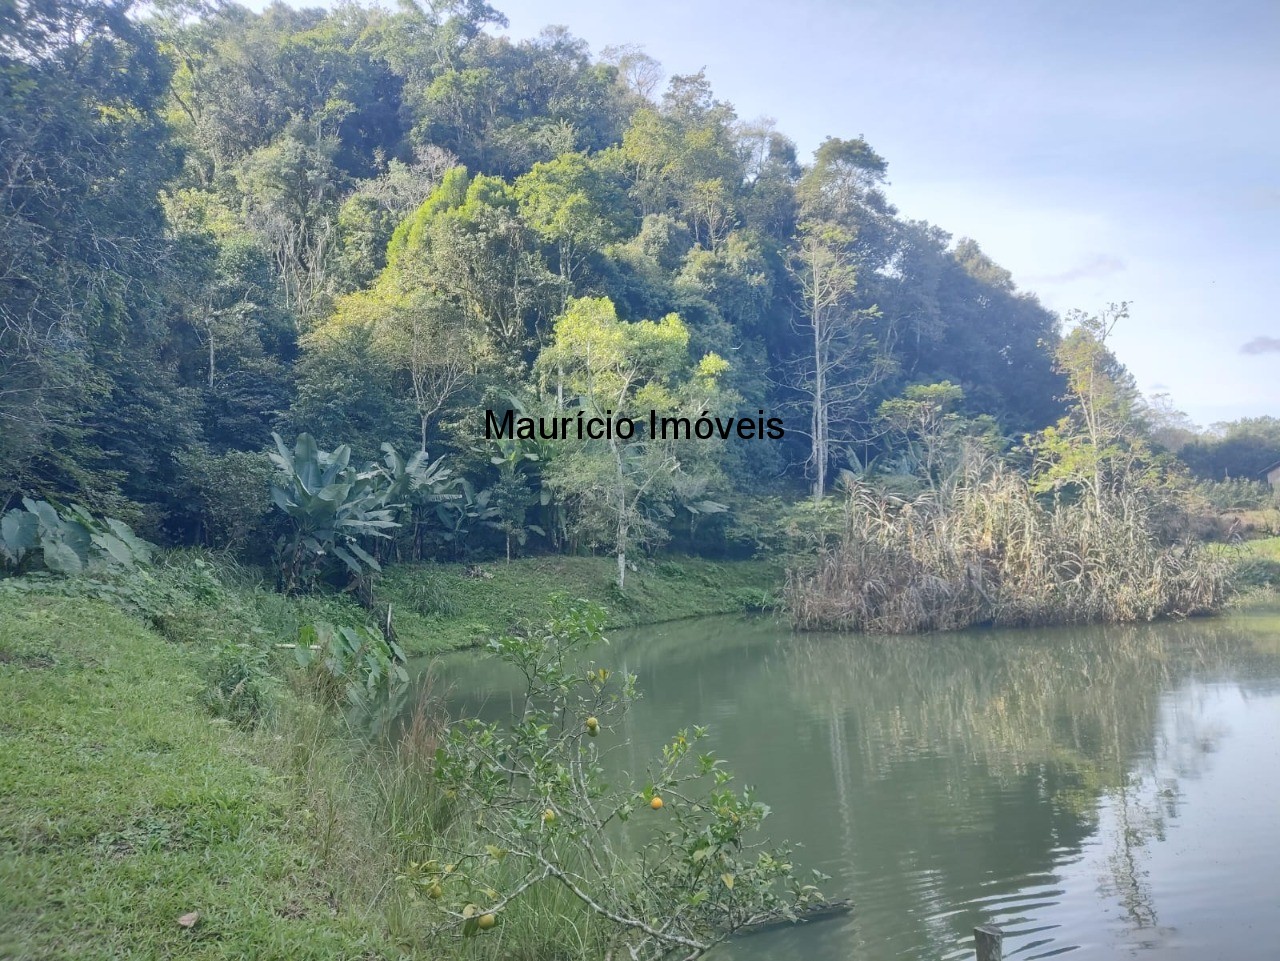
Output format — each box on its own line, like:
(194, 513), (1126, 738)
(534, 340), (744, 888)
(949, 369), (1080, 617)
(0, 554), (784, 958)
(379, 555), (783, 654)
(1226, 536), (1280, 591)
(0, 593), (392, 960)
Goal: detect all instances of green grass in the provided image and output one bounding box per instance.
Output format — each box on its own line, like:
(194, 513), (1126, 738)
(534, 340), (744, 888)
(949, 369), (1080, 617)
(0, 594), (394, 960)
(0, 554), (784, 958)
(1241, 535), (1280, 562)
(1215, 535), (1280, 591)
(378, 555), (783, 654)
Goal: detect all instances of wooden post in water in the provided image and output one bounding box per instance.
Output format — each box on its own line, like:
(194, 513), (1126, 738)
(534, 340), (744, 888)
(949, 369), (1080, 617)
(974, 924), (1003, 961)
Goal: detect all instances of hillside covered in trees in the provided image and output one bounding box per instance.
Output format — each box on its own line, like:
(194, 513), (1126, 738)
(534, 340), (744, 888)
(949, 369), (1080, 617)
(5, 0), (1264, 573)
(1, 0), (1075, 550)
(3, 6), (1272, 957)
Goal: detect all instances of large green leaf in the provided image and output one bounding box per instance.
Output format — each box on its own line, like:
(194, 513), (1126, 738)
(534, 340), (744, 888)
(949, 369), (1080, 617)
(92, 531), (137, 567)
(60, 519), (93, 560)
(103, 518), (153, 563)
(317, 482), (354, 504)
(64, 504), (97, 526)
(689, 500), (729, 515)
(269, 432), (295, 475)
(320, 444), (352, 486)
(1, 510), (38, 563)
(42, 536), (85, 574)
(344, 540), (382, 572)
(330, 545), (362, 574)
(270, 485), (297, 512)
(23, 498), (61, 531)
(293, 433), (322, 491)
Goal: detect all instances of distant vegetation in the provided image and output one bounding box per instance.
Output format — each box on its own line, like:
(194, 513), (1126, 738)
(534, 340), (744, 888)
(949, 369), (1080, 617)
(3, 0), (1065, 563)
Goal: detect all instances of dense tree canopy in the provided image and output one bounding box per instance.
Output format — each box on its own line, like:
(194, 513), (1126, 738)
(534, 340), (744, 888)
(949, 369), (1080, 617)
(1178, 417), (1280, 481)
(7, 0), (1159, 560)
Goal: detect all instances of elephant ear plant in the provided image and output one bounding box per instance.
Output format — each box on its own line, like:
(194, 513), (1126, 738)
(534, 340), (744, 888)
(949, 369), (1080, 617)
(1, 498), (152, 576)
(268, 432), (448, 594)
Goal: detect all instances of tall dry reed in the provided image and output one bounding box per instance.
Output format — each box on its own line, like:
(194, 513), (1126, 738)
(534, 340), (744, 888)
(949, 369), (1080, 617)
(787, 460), (1230, 633)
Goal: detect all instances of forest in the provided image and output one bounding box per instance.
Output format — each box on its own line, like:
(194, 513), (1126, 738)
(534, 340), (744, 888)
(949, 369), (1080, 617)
(6, 0), (1279, 637)
(0, 0), (1086, 551)
(4, 0), (1275, 575)
(5, 2), (1280, 959)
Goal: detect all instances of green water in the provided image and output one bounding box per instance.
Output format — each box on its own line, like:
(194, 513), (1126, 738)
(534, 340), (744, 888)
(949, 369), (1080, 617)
(420, 603), (1280, 960)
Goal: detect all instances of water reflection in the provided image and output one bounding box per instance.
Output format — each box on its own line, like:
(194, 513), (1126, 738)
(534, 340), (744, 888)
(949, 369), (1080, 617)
(413, 603), (1280, 961)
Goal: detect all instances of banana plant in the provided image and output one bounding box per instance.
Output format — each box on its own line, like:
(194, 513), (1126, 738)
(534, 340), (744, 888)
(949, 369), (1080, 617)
(269, 433), (448, 592)
(431, 479), (501, 558)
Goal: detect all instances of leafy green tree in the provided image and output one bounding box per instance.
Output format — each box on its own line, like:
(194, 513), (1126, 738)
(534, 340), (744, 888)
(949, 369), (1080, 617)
(616, 73), (742, 244)
(290, 323), (417, 461)
(402, 14), (629, 176)
(932, 239), (1064, 433)
(878, 381), (967, 487)
(1, 0), (185, 518)
(515, 151), (632, 307)
(237, 132), (345, 324)
(1031, 305), (1164, 508)
(537, 297), (729, 587)
(161, 2), (406, 178)
(173, 448), (275, 551)
(318, 284), (483, 455)
(331, 146), (456, 291)
(390, 168), (554, 356)
(1178, 416), (1280, 481)
(797, 136), (888, 224)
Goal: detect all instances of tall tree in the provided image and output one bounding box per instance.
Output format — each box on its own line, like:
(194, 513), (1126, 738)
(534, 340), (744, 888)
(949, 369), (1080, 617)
(237, 132), (344, 326)
(1032, 304), (1151, 508)
(1, 0), (183, 517)
(515, 151), (631, 308)
(785, 222), (890, 500)
(537, 297), (727, 588)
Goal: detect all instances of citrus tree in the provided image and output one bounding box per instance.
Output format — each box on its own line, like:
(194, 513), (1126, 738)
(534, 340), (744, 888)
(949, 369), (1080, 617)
(402, 599), (826, 959)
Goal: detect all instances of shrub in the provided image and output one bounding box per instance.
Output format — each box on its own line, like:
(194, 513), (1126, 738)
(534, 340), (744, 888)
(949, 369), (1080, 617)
(401, 599), (827, 960)
(293, 621), (409, 713)
(1194, 478), (1276, 512)
(174, 447), (275, 551)
(202, 640), (279, 726)
(0, 499), (152, 575)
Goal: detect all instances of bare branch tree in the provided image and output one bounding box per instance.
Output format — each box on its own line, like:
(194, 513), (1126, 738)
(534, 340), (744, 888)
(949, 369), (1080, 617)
(784, 221), (892, 500)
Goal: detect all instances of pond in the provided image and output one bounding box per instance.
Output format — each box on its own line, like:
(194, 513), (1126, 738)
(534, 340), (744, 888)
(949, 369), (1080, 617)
(414, 602), (1280, 960)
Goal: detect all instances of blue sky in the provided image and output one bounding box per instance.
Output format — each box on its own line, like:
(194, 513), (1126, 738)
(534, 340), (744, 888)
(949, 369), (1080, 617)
(493, 0), (1279, 427)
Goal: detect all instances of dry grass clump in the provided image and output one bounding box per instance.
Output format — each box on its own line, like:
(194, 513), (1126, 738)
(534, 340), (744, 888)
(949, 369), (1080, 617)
(787, 462), (1230, 634)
